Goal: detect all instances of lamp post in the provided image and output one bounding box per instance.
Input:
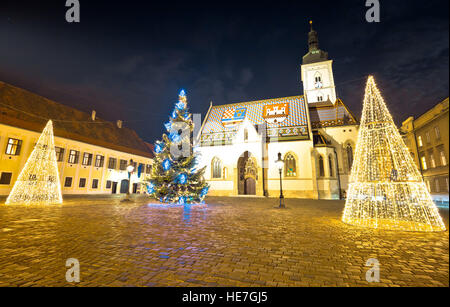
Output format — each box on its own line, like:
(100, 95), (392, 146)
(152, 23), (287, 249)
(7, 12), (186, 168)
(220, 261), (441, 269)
(122, 159), (135, 202)
(275, 152), (285, 208)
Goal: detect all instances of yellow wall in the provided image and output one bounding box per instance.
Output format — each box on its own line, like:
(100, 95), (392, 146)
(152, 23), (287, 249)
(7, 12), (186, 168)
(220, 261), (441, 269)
(0, 123), (152, 196)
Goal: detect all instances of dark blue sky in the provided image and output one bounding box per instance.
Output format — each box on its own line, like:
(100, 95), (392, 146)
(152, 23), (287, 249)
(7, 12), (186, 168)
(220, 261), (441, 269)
(0, 0), (448, 143)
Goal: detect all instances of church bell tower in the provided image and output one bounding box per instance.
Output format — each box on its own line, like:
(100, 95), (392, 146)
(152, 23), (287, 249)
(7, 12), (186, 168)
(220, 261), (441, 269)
(301, 21), (337, 104)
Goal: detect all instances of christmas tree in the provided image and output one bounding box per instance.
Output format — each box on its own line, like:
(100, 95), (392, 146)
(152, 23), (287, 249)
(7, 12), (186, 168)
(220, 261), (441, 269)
(147, 90), (209, 205)
(6, 120), (63, 205)
(342, 76), (445, 232)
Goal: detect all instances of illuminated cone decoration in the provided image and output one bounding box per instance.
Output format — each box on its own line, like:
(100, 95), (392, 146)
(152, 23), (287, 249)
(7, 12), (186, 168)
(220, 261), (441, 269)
(6, 120), (63, 205)
(342, 76), (445, 231)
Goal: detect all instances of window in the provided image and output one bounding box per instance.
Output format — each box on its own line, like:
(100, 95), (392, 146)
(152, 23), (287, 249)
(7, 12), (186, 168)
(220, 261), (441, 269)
(68, 150), (80, 164)
(318, 156), (325, 177)
(430, 154), (436, 168)
(138, 163), (145, 173)
(92, 179), (99, 189)
(440, 151), (447, 166)
(108, 157), (117, 169)
(435, 126), (441, 139)
(146, 164), (152, 174)
(421, 156), (427, 170)
(417, 136), (423, 147)
(244, 129), (248, 142)
(317, 96), (323, 102)
(426, 132), (431, 143)
(5, 138), (22, 155)
(79, 178), (86, 188)
(315, 76), (322, 82)
(346, 144), (353, 172)
(106, 180), (112, 189)
(212, 157), (222, 179)
(0, 172), (12, 185)
(64, 177), (73, 187)
(95, 155), (104, 167)
(426, 180), (431, 192)
(119, 159), (128, 171)
(446, 177), (449, 192)
(435, 179), (440, 193)
(82, 153), (93, 166)
(284, 154), (297, 177)
(55, 147), (65, 162)
(328, 155), (334, 177)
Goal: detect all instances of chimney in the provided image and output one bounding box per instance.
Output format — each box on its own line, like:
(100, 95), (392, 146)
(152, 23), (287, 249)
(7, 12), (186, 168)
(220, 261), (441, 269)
(91, 110), (96, 121)
(116, 120), (123, 129)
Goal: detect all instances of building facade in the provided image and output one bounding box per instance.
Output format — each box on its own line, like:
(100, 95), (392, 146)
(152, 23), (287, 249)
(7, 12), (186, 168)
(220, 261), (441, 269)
(196, 24), (359, 199)
(401, 98), (449, 202)
(0, 81), (153, 196)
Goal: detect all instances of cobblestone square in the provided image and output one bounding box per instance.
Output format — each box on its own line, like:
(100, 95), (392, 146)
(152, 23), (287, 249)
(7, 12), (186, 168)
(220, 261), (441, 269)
(0, 196), (448, 287)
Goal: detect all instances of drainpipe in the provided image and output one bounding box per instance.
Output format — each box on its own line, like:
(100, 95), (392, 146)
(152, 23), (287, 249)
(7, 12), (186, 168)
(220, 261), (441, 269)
(334, 148), (342, 200)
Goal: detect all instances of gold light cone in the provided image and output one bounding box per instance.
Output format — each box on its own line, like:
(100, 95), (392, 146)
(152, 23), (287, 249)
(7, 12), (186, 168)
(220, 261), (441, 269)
(342, 76), (445, 232)
(6, 120), (63, 205)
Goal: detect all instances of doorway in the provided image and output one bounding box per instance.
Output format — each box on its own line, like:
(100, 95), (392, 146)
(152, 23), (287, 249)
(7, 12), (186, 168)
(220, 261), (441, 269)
(111, 182), (118, 194)
(237, 151), (257, 195)
(120, 179), (129, 194)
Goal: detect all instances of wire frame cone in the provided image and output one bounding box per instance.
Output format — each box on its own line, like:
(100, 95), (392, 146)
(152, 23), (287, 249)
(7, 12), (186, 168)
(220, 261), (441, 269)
(6, 120), (63, 205)
(342, 76), (445, 232)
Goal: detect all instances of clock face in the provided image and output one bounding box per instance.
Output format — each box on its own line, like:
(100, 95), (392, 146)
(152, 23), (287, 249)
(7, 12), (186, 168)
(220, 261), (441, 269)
(315, 81), (323, 88)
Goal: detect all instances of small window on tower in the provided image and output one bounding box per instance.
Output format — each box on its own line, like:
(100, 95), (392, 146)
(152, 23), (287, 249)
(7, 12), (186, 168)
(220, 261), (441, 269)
(317, 96), (323, 102)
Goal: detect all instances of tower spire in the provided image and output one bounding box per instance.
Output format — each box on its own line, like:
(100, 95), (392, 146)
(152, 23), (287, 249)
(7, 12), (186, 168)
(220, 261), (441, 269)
(308, 20), (319, 52)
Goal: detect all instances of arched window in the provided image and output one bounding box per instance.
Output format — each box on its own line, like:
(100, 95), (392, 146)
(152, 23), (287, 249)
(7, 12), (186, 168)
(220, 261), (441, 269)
(328, 155), (334, 177)
(318, 155), (325, 177)
(212, 157), (222, 179)
(284, 153), (297, 177)
(346, 144), (353, 172)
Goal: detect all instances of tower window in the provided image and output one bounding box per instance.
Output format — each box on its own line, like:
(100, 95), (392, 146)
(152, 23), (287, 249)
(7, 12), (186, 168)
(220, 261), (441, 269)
(317, 96), (323, 102)
(318, 156), (325, 177)
(315, 76), (322, 82)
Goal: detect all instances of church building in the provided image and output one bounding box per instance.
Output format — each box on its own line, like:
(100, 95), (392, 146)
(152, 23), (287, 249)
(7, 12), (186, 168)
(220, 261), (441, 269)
(196, 23), (359, 199)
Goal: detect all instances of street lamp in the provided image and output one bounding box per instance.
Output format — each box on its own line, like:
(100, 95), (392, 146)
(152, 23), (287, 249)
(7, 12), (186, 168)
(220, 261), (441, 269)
(275, 152), (285, 208)
(122, 159), (135, 202)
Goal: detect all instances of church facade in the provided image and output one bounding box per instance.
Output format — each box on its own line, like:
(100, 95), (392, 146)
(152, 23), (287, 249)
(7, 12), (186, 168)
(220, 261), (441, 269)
(196, 24), (359, 199)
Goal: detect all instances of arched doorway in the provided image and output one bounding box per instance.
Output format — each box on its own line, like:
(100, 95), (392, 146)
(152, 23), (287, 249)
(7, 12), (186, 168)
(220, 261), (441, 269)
(237, 151), (257, 195)
(120, 179), (129, 194)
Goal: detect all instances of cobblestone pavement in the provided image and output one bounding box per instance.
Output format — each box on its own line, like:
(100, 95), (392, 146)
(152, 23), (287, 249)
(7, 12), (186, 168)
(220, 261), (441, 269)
(0, 196), (448, 287)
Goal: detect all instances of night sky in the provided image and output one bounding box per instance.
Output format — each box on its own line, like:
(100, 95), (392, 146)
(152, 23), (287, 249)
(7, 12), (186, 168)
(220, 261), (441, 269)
(0, 0), (448, 143)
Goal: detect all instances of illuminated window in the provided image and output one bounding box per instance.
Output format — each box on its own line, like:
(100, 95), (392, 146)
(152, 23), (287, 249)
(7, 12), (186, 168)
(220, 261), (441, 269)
(146, 164), (152, 174)
(417, 136), (423, 147)
(318, 156), (325, 177)
(328, 155), (334, 177)
(108, 158), (117, 169)
(284, 153), (297, 177)
(212, 157), (222, 179)
(440, 151), (447, 166)
(5, 138), (22, 155)
(346, 144), (353, 171)
(82, 153), (93, 166)
(421, 156), (427, 170)
(430, 154), (436, 168)
(426, 180), (431, 192)
(68, 150), (80, 164)
(435, 126), (441, 139)
(426, 132), (431, 143)
(434, 179), (440, 193)
(95, 155), (104, 167)
(55, 147), (65, 162)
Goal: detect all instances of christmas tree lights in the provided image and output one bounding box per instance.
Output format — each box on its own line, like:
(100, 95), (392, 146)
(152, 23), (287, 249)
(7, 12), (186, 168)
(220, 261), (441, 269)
(146, 90), (209, 205)
(6, 120), (63, 205)
(342, 76), (445, 232)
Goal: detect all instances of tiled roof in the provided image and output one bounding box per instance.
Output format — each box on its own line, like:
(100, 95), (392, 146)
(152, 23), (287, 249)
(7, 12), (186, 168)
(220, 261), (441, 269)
(308, 98), (358, 128)
(200, 95), (310, 145)
(0, 81), (153, 158)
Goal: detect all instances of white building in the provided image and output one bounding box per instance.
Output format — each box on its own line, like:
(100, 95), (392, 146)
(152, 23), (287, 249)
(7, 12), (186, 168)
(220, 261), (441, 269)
(196, 23), (359, 199)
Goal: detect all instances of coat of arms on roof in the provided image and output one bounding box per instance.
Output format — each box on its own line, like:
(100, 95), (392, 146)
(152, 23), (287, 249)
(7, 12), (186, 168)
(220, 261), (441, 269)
(263, 102), (289, 124)
(221, 107), (246, 129)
